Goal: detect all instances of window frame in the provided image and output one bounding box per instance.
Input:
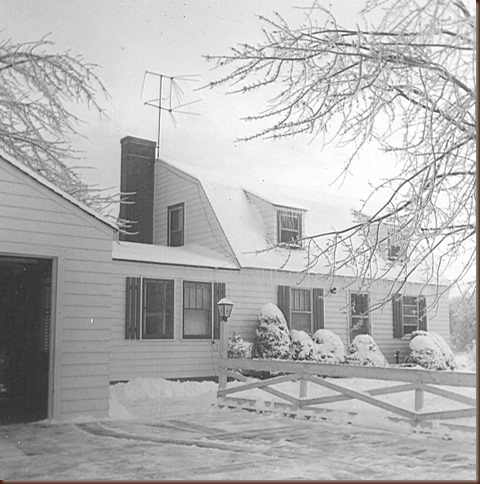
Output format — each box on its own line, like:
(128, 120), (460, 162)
(167, 202), (185, 247)
(393, 295), (427, 339)
(290, 287), (313, 333)
(349, 292), (371, 342)
(182, 280), (213, 340)
(142, 278), (175, 340)
(277, 209), (303, 246)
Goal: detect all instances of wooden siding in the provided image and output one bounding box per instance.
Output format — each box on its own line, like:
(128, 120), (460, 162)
(153, 162), (235, 260)
(244, 191), (276, 244)
(110, 260), (450, 381)
(0, 160), (113, 421)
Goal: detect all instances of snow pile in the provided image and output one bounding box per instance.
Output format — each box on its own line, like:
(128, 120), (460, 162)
(405, 331), (456, 370)
(312, 329), (346, 364)
(109, 378), (217, 420)
(228, 332), (253, 359)
(290, 330), (316, 361)
(346, 335), (389, 367)
(252, 303), (292, 359)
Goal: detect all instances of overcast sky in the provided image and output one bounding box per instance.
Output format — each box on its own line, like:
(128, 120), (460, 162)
(1, 0), (402, 205)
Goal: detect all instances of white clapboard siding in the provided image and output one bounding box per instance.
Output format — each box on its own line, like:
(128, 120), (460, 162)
(0, 158), (114, 421)
(110, 256), (449, 381)
(244, 191), (276, 244)
(153, 161), (235, 260)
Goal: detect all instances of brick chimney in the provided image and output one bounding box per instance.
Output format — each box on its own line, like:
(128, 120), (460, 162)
(119, 136), (156, 244)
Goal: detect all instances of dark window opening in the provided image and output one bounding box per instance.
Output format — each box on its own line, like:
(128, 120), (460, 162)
(168, 203), (184, 247)
(142, 279), (174, 339)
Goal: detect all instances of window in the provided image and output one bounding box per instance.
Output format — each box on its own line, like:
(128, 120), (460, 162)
(387, 243), (401, 262)
(291, 288), (312, 332)
(350, 293), (370, 341)
(278, 209), (302, 245)
(393, 295), (427, 338)
(125, 277), (174, 340)
(143, 279), (174, 339)
(278, 286), (324, 333)
(183, 281), (212, 339)
(168, 203), (184, 247)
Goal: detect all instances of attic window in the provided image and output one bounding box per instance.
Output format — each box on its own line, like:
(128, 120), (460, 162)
(168, 203), (184, 247)
(278, 209), (302, 245)
(387, 244), (401, 261)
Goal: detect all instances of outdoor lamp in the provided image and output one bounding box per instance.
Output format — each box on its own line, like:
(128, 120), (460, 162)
(217, 298), (234, 321)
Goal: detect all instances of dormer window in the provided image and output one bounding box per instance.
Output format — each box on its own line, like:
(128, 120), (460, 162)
(277, 209), (303, 245)
(168, 203), (184, 247)
(387, 243), (401, 262)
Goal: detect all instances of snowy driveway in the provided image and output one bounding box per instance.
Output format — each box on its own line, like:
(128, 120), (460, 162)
(0, 407), (476, 480)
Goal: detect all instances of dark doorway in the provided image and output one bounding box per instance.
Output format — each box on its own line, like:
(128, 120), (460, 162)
(0, 256), (53, 424)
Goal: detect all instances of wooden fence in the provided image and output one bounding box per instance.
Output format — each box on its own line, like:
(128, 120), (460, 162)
(217, 357), (476, 425)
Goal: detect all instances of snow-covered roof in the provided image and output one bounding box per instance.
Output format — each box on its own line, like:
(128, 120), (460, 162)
(113, 240), (239, 270)
(158, 158), (443, 284)
(0, 151), (118, 231)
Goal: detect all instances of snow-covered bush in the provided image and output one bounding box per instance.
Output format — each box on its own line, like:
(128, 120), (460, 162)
(290, 330), (316, 361)
(346, 334), (389, 367)
(227, 332), (253, 359)
(429, 332), (457, 370)
(252, 303), (292, 360)
(404, 330), (456, 370)
(312, 329), (346, 364)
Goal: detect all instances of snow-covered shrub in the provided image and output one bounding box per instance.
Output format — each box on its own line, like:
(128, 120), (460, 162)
(312, 329), (346, 364)
(227, 332), (253, 359)
(290, 330), (316, 361)
(346, 334), (389, 367)
(404, 331), (453, 370)
(252, 303), (292, 360)
(429, 332), (457, 370)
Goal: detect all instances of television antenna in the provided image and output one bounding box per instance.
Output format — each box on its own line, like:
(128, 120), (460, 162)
(141, 71), (201, 158)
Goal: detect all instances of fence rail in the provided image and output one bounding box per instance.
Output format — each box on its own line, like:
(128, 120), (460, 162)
(217, 357), (476, 424)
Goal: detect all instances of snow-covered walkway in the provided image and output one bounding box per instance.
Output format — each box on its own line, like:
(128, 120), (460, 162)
(1, 405), (476, 480)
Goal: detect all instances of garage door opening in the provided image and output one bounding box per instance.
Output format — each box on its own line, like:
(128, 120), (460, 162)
(0, 256), (53, 424)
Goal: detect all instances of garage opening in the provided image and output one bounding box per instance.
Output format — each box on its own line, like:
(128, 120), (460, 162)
(0, 256), (53, 424)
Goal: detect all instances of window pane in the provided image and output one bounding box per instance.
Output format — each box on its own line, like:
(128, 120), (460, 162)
(143, 279), (174, 339)
(291, 289), (310, 311)
(184, 309), (210, 338)
(291, 312), (311, 333)
(350, 316), (369, 339)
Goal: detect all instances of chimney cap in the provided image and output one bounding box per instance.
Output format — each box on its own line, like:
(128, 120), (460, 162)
(120, 136), (156, 148)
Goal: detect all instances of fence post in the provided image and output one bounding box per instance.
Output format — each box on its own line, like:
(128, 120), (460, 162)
(218, 317), (228, 390)
(300, 374), (308, 399)
(415, 386), (424, 411)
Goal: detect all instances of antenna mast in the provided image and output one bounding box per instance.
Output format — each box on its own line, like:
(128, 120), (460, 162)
(141, 71), (200, 158)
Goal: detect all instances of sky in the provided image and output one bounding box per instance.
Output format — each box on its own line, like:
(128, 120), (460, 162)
(0, 0), (398, 203)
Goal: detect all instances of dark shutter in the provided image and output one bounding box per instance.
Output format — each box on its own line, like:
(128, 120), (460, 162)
(126, 277), (141, 339)
(165, 280), (175, 338)
(213, 282), (226, 340)
(392, 294), (403, 339)
(418, 296), (427, 331)
(312, 288), (325, 331)
(278, 285), (290, 325)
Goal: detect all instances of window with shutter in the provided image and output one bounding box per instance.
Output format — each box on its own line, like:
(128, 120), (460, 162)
(392, 295), (427, 338)
(125, 277), (174, 340)
(350, 292), (370, 341)
(278, 286), (324, 333)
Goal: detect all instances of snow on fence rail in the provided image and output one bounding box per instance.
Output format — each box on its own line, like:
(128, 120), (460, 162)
(217, 357), (476, 424)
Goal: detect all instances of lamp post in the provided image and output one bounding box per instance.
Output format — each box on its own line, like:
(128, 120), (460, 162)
(217, 298), (233, 390)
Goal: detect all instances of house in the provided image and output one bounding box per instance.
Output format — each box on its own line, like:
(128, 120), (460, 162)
(0, 135), (450, 423)
(109, 136), (450, 382)
(0, 152), (117, 424)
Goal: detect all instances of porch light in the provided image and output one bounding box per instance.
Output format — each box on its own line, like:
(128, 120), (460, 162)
(217, 298), (234, 321)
